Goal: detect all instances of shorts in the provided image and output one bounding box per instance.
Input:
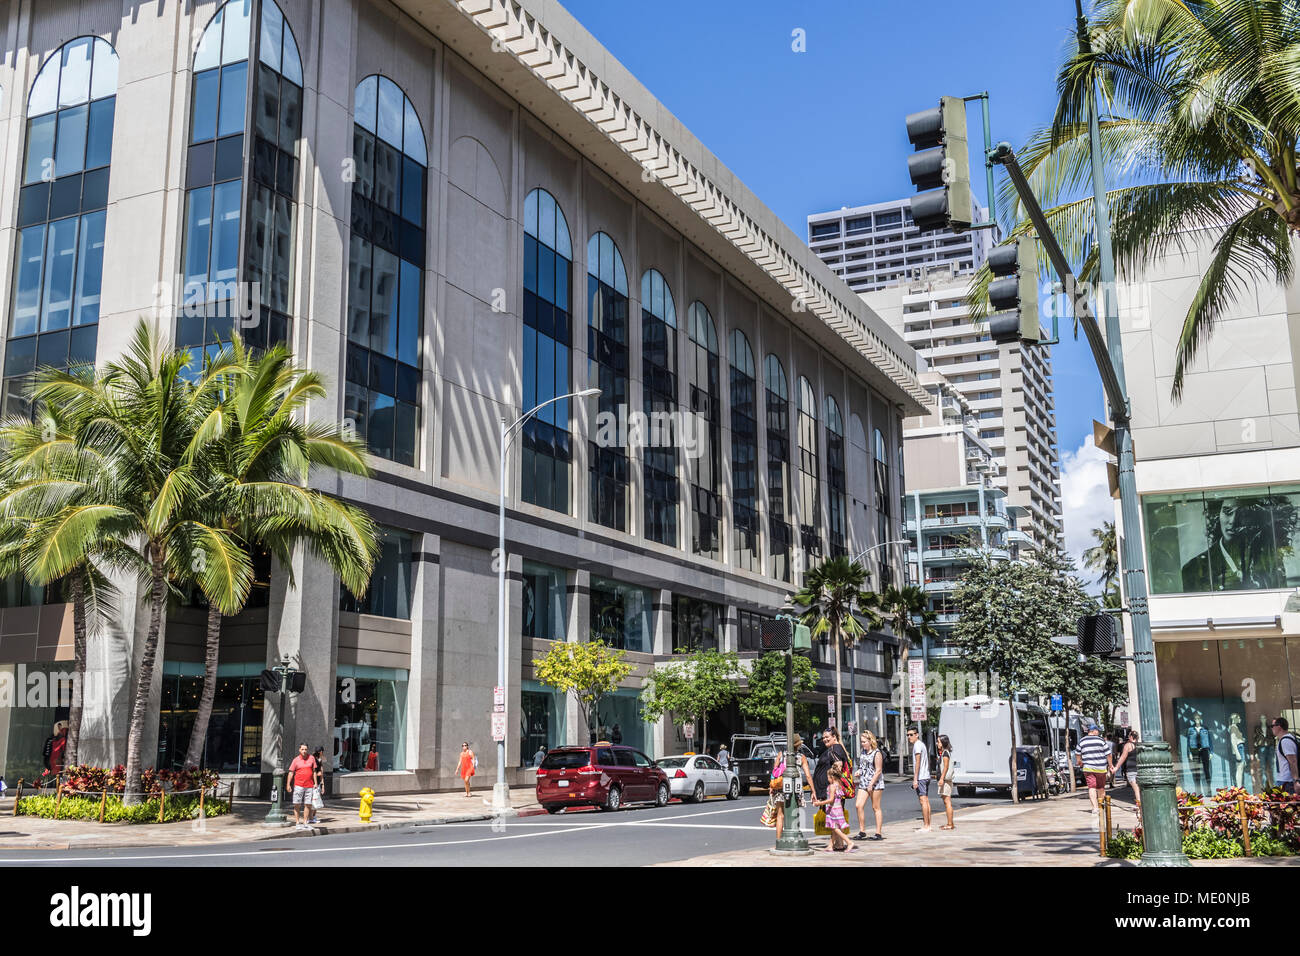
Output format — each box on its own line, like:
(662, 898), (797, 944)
(1084, 771), (1107, 790)
(1125, 771), (1137, 785)
(292, 785), (313, 805)
(915, 778), (931, 797)
(939, 780), (953, 798)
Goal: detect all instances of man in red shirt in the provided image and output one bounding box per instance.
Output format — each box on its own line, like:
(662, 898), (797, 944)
(286, 744), (316, 828)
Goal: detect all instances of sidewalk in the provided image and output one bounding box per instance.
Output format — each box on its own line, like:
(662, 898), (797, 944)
(0, 786), (541, 851)
(656, 789), (1300, 867)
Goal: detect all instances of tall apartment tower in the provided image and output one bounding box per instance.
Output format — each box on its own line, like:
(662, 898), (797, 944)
(808, 198), (1064, 550)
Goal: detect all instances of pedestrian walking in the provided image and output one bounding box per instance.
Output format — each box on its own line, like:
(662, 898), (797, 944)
(854, 730), (885, 841)
(791, 733), (814, 802)
(936, 734), (956, 830)
(716, 742), (732, 773)
(1112, 729), (1140, 811)
(286, 743), (317, 829)
(1272, 717), (1300, 794)
(1075, 724), (1114, 814)
(908, 727), (932, 832)
(816, 766), (856, 852)
(43, 720), (68, 775)
(457, 741), (476, 796)
(533, 744), (547, 767)
(309, 746), (325, 824)
(763, 751), (788, 837)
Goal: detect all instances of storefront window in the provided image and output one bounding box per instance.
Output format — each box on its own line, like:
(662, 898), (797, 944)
(520, 679), (566, 766)
(1143, 486), (1300, 594)
(672, 594), (723, 652)
(155, 662), (264, 773)
(522, 561), (566, 642)
(0, 663), (70, 782)
(1153, 637), (1299, 792)
(339, 526), (412, 618)
(589, 576), (653, 652)
(334, 665), (408, 772)
(594, 688), (650, 756)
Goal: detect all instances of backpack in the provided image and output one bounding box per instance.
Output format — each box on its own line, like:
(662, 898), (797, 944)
(1277, 733), (1299, 779)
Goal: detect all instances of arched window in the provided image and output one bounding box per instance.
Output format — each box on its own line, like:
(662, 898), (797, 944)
(3, 37), (118, 418)
(825, 395), (847, 557)
(765, 354), (792, 582)
(729, 330), (758, 573)
(641, 269), (677, 547)
(345, 75), (427, 466)
(179, 0), (303, 357)
(587, 232), (628, 531)
(874, 426), (891, 564)
(688, 302), (720, 560)
(522, 188), (573, 513)
(798, 376), (821, 560)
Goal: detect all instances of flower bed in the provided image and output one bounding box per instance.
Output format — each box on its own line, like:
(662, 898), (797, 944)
(1107, 786), (1300, 860)
(14, 764), (230, 825)
(15, 793), (230, 824)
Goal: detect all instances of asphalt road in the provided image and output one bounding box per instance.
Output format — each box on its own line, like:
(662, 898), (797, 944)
(0, 782), (1006, 867)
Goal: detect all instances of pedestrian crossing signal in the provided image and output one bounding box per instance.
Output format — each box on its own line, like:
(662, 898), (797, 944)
(761, 619), (792, 650)
(1077, 613), (1118, 655)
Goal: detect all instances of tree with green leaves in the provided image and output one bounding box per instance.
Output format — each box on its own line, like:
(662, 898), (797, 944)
(181, 338), (378, 768)
(533, 640), (634, 745)
(790, 556), (875, 736)
(972, 0), (1300, 399)
(738, 651), (819, 726)
(951, 551), (1097, 800)
(873, 584), (939, 774)
(640, 648), (740, 755)
(1083, 521), (1121, 608)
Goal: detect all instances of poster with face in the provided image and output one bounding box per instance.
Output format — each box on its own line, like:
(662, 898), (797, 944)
(1143, 488), (1300, 594)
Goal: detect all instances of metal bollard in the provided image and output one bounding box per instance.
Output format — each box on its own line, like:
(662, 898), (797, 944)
(1239, 795), (1251, 857)
(1098, 795), (1108, 858)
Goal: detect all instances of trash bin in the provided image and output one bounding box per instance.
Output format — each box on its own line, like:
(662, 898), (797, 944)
(1015, 746), (1040, 801)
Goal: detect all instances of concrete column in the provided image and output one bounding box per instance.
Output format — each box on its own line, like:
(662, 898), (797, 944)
(264, 548), (339, 781)
(650, 588), (673, 758)
(564, 569), (590, 745)
(407, 534), (442, 781)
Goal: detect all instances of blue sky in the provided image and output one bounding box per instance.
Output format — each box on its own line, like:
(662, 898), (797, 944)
(561, 0), (1113, 574)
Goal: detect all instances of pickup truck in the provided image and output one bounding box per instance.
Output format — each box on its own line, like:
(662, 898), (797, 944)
(730, 734), (814, 796)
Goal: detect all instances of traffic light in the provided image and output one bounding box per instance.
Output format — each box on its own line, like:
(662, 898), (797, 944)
(260, 668), (281, 693)
(793, 622), (812, 655)
(761, 618), (792, 651)
(986, 240), (1040, 345)
(1077, 613), (1118, 655)
(906, 96), (972, 232)
(288, 671), (306, 693)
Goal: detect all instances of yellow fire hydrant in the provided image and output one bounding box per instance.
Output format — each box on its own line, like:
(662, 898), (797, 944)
(359, 787), (375, 822)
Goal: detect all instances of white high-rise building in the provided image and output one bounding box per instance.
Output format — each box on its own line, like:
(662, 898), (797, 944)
(808, 198), (1064, 550)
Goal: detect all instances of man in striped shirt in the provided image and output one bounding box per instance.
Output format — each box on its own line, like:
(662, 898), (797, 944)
(1075, 725), (1114, 815)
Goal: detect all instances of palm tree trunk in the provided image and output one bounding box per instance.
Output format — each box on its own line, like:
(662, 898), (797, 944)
(182, 600), (222, 768)
(125, 551), (165, 804)
(832, 621), (843, 738)
(66, 569), (87, 767)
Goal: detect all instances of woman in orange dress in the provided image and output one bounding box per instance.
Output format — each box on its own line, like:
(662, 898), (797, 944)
(456, 741), (476, 796)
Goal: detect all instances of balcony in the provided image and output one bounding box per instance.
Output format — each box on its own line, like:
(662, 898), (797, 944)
(922, 577), (961, 592)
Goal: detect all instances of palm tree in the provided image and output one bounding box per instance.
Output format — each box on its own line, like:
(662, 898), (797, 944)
(180, 338), (377, 768)
(29, 322), (249, 800)
(972, 0), (1300, 399)
(876, 584), (939, 774)
(789, 556), (871, 735)
(1083, 521), (1121, 607)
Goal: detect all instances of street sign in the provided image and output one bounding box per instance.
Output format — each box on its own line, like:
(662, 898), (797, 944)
(684, 723), (694, 739)
(493, 686), (505, 712)
(827, 694), (835, 713)
(1050, 694), (1063, 713)
(490, 711), (507, 742)
(908, 659), (926, 721)
(847, 721), (856, 736)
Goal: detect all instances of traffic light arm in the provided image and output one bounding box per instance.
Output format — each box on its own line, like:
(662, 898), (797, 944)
(990, 143), (1127, 420)
(970, 93), (998, 231)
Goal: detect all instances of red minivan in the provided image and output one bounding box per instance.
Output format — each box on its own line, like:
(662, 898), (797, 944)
(536, 744), (670, 813)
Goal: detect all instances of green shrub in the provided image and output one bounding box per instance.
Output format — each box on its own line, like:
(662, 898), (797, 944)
(1107, 829), (1143, 860)
(1248, 831), (1296, 857)
(1182, 827), (1244, 859)
(15, 792), (229, 824)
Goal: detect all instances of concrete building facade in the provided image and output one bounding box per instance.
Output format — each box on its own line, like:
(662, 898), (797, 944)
(0, 0), (927, 791)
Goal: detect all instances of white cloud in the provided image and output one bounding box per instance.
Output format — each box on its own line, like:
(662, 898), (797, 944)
(1059, 436), (1116, 593)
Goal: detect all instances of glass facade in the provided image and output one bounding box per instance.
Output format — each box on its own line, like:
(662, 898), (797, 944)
(520, 679), (566, 766)
(729, 330), (759, 573)
(179, 0), (301, 359)
(874, 427), (891, 551)
(0, 663), (70, 782)
(1154, 637), (1300, 793)
(589, 576), (653, 652)
(346, 75), (426, 465)
(594, 688), (649, 755)
(825, 395), (847, 557)
(521, 560), (566, 642)
(672, 594), (723, 652)
(737, 608), (773, 652)
(586, 232), (629, 530)
(4, 36), (117, 419)
(797, 376), (822, 561)
(155, 662), (265, 773)
(522, 188), (573, 513)
(1142, 486), (1300, 594)
(641, 269), (678, 547)
(688, 302), (721, 560)
(334, 664), (408, 772)
(339, 526), (412, 619)
(765, 355), (792, 582)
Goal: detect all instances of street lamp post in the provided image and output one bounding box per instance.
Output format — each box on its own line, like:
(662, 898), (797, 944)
(263, 657), (295, 827)
(773, 614), (812, 855)
(493, 387), (600, 813)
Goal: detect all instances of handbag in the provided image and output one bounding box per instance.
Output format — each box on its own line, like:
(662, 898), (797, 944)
(840, 753), (856, 799)
(760, 802), (777, 828)
(813, 807), (830, 835)
(312, 788), (324, 810)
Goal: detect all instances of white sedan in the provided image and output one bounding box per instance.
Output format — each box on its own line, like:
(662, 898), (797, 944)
(657, 753), (740, 802)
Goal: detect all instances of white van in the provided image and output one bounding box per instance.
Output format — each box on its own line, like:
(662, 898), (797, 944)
(937, 695), (1052, 795)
